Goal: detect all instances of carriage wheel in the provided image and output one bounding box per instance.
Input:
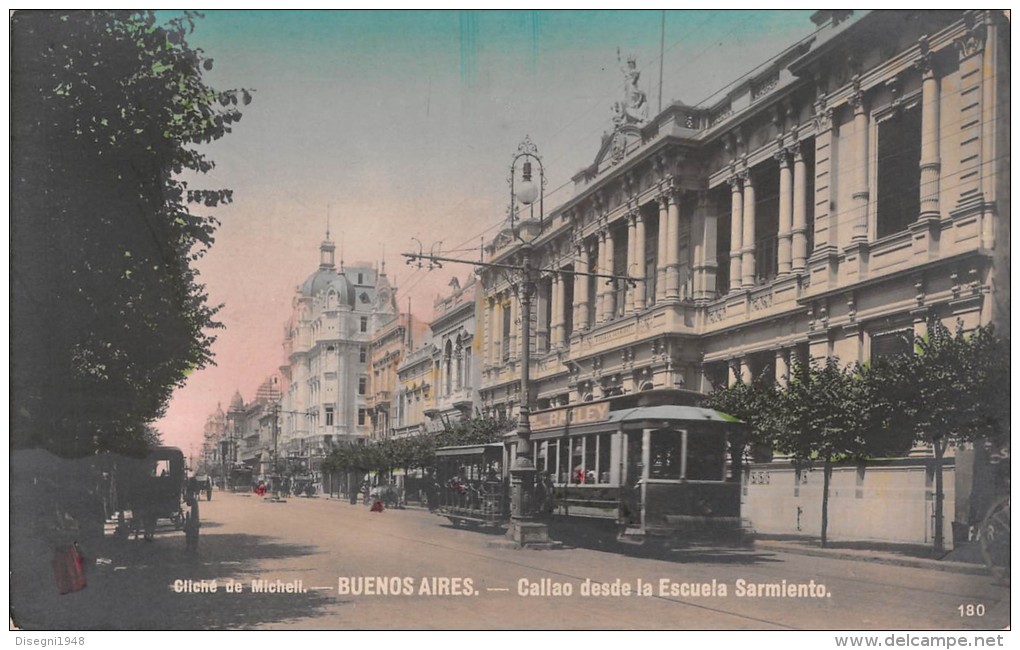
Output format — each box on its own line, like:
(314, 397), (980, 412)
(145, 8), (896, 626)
(979, 496), (1010, 583)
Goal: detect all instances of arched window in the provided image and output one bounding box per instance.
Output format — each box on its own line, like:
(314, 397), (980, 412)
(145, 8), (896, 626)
(454, 342), (464, 389)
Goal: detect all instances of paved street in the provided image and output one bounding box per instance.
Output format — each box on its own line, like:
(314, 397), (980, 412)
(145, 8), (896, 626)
(12, 491), (1009, 630)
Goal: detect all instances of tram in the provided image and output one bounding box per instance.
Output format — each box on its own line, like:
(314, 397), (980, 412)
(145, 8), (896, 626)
(435, 443), (508, 528)
(435, 389), (752, 544)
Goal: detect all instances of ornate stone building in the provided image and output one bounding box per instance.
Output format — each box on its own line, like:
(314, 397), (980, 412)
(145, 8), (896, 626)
(367, 311), (428, 440)
(278, 233), (397, 468)
(476, 10), (1008, 545)
(427, 275), (483, 428)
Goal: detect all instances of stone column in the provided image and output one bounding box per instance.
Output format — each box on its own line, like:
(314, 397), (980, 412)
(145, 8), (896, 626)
(574, 241), (589, 331)
(777, 148), (793, 275)
(492, 297), (503, 363)
(692, 191), (717, 302)
(626, 214), (638, 313)
(656, 198), (669, 301)
(727, 359), (741, 387)
(775, 348), (790, 387)
(551, 272), (564, 348)
(595, 231), (607, 324)
(791, 141), (808, 272)
(728, 175), (743, 292)
(634, 211), (647, 310)
(667, 191), (681, 299)
(741, 172), (757, 288)
(508, 295), (519, 360)
(739, 355), (753, 384)
(917, 39), (941, 219)
(604, 227), (616, 319)
(849, 80), (869, 243)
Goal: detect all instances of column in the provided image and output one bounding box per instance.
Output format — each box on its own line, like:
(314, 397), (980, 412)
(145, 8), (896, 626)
(508, 295), (518, 360)
(777, 148), (793, 275)
(728, 176), (743, 291)
(604, 227), (616, 319)
(491, 297), (502, 365)
(626, 214), (638, 313)
(551, 272), (564, 347)
(656, 197), (668, 301)
(666, 192), (681, 299)
(574, 241), (589, 331)
(727, 359), (741, 387)
(849, 81), (869, 242)
(595, 230), (607, 324)
(791, 142), (808, 272)
(740, 171), (756, 288)
(775, 348), (790, 387)
(740, 355), (753, 384)
(634, 212), (647, 309)
(692, 191), (717, 302)
(917, 41), (941, 219)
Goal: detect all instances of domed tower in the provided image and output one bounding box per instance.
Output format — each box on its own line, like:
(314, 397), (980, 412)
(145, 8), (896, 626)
(279, 229), (395, 467)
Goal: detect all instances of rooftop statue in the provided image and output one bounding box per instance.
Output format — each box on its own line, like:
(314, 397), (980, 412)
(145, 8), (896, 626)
(612, 49), (648, 126)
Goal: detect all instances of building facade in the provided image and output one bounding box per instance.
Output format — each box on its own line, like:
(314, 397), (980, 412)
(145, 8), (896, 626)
(427, 275), (483, 428)
(279, 234), (397, 468)
(367, 311), (428, 440)
(476, 10), (1008, 546)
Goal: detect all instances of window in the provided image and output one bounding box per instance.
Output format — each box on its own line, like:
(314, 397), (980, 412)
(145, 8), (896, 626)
(359, 345), (367, 363)
(649, 430), (683, 480)
(358, 376), (367, 395)
(324, 406), (334, 427)
(360, 316), (368, 333)
(358, 273), (364, 284)
(685, 430), (725, 481)
(871, 329), (913, 362)
(358, 408), (366, 426)
(876, 105), (922, 239)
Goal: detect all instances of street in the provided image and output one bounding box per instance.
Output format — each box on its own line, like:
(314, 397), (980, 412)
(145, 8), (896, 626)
(12, 491), (1009, 630)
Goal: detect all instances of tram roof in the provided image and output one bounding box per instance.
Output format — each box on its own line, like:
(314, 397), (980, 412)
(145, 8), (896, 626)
(606, 405), (743, 424)
(435, 442), (504, 457)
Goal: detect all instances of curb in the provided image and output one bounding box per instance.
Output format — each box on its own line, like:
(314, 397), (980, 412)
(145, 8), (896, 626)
(755, 540), (990, 577)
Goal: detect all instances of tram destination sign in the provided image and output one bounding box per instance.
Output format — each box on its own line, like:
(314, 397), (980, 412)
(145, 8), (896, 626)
(530, 401), (609, 432)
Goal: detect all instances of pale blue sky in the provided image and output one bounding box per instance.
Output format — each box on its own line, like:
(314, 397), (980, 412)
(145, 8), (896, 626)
(158, 10), (818, 452)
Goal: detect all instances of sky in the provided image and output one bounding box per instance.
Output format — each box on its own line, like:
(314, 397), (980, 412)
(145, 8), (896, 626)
(156, 9), (818, 457)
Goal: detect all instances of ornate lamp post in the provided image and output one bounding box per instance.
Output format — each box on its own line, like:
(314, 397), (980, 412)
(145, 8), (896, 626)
(506, 136), (550, 546)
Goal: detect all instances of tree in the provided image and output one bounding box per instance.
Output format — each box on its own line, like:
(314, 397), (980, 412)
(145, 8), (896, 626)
(705, 376), (780, 476)
(12, 11), (251, 457)
(773, 358), (913, 547)
(886, 317), (1011, 554)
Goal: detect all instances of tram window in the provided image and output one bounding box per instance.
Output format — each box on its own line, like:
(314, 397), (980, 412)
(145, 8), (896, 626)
(536, 441), (548, 474)
(556, 439), (569, 484)
(649, 430), (683, 480)
(686, 431), (726, 481)
(598, 434), (611, 483)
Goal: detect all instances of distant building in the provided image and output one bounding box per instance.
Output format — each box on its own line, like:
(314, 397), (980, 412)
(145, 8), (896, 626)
(367, 310), (428, 440)
(278, 233), (397, 470)
(427, 274), (482, 427)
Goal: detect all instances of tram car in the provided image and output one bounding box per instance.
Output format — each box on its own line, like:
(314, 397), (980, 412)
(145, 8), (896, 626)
(435, 389), (752, 544)
(434, 443), (508, 528)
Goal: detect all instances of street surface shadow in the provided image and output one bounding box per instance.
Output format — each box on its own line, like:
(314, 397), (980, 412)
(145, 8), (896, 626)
(546, 518), (783, 566)
(11, 531), (335, 630)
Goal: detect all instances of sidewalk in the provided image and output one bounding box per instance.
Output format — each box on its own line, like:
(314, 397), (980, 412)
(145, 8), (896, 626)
(754, 534), (992, 576)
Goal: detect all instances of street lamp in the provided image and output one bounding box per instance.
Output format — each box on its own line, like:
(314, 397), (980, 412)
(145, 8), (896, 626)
(506, 136), (550, 547)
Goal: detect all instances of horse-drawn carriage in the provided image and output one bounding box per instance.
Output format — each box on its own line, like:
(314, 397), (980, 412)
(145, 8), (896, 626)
(111, 446), (199, 547)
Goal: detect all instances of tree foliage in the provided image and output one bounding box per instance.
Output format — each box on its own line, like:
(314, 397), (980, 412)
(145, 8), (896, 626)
(705, 376), (780, 465)
(870, 316), (1010, 553)
(321, 416), (513, 476)
(12, 11), (251, 457)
